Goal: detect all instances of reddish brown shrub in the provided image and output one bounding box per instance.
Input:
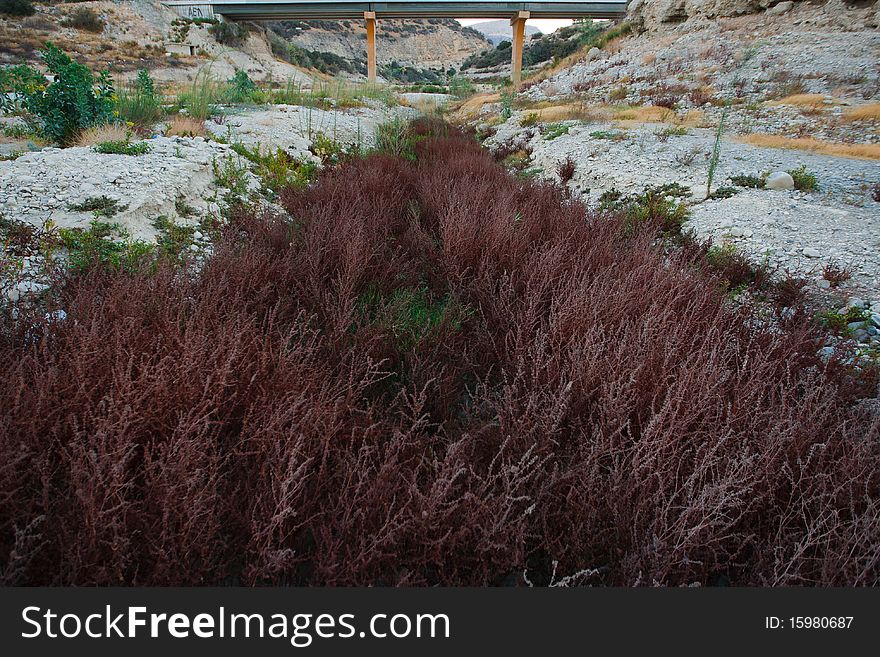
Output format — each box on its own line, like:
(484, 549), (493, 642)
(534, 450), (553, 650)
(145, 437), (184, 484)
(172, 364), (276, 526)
(1, 124), (878, 586)
(556, 156), (577, 184)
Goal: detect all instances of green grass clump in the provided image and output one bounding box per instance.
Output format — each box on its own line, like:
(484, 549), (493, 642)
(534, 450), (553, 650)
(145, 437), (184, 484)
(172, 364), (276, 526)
(115, 69), (164, 128)
(788, 165), (818, 192)
(541, 123), (570, 141)
(230, 142), (317, 194)
(152, 215), (195, 260)
(59, 220), (153, 274)
(68, 195), (128, 217)
(93, 140), (150, 156)
(709, 185), (739, 199)
(599, 183), (691, 237)
(590, 129), (626, 141)
(730, 173), (766, 189)
(819, 307), (870, 333)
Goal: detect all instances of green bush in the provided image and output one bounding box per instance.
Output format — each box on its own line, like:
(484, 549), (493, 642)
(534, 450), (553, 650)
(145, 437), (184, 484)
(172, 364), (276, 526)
(730, 173), (766, 189)
(2, 43), (114, 145)
(541, 122), (570, 141)
(788, 165), (818, 192)
(58, 220), (154, 274)
(0, 0), (34, 17)
(94, 140), (150, 156)
(62, 8), (104, 33)
(225, 69), (259, 103)
(115, 69), (164, 127)
(209, 21), (247, 47)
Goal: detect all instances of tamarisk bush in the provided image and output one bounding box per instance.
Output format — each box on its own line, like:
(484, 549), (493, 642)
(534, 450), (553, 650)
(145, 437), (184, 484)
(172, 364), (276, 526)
(1, 121), (878, 586)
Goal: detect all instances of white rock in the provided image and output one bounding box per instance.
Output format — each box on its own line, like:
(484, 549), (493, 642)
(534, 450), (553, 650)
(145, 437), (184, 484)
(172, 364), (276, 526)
(802, 247), (821, 258)
(765, 171), (795, 190)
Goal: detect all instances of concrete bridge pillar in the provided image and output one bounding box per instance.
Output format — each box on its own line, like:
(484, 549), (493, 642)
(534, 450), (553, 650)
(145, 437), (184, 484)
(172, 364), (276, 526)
(365, 11), (377, 82)
(510, 10), (530, 87)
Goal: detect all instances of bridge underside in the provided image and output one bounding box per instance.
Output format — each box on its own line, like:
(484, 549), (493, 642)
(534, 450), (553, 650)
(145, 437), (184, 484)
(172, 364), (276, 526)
(206, 3), (626, 20)
(165, 2), (628, 85)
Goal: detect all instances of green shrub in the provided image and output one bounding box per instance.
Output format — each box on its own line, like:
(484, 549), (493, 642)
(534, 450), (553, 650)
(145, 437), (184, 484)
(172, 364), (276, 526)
(175, 69), (221, 120)
(521, 112), (540, 127)
(374, 116), (420, 160)
(730, 173), (766, 189)
(225, 69), (259, 104)
(115, 69), (164, 127)
(541, 122), (570, 141)
(58, 220), (153, 274)
(788, 165), (818, 191)
(3, 43), (114, 145)
(230, 142), (316, 194)
(94, 140), (150, 156)
(68, 195), (128, 217)
(62, 8), (104, 33)
(709, 185), (739, 199)
(447, 75), (474, 99)
(209, 21), (247, 47)
(0, 0), (34, 17)
(599, 183), (690, 237)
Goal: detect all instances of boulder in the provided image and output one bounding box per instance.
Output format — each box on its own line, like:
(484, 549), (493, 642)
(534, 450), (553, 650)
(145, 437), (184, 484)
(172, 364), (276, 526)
(767, 1), (794, 15)
(765, 171), (795, 190)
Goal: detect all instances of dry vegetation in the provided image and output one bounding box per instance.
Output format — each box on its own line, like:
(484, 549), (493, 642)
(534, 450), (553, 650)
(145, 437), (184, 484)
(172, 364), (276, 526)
(1, 121), (878, 586)
(737, 134), (880, 160)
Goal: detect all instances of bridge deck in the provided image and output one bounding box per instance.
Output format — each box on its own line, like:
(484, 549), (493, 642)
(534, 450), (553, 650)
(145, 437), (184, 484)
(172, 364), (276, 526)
(164, 1), (629, 20)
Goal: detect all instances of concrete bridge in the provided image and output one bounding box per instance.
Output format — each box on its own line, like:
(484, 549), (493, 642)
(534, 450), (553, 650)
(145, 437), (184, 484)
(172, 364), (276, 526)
(164, 1), (629, 84)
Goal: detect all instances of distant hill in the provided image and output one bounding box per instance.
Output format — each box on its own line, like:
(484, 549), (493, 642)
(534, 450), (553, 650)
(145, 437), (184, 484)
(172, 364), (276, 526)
(466, 19), (541, 45)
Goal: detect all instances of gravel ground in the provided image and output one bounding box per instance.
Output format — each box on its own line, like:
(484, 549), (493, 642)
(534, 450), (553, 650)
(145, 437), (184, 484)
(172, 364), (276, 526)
(487, 116), (880, 300)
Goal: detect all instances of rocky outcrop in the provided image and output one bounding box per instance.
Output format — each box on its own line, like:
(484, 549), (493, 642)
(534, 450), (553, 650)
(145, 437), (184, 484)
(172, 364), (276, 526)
(628, 0), (878, 30)
(268, 19), (490, 69)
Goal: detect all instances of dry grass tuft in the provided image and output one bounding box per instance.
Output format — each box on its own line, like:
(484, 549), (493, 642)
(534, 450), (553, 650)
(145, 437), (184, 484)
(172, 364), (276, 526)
(165, 115), (206, 138)
(771, 94), (828, 107)
(76, 123), (129, 147)
(843, 103), (880, 122)
(614, 105), (676, 124)
(452, 92), (501, 120)
(737, 134), (880, 160)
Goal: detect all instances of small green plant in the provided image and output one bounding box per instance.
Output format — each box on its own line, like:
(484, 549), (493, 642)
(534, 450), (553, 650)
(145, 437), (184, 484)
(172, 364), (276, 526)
(58, 220), (153, 274)
(705, 103), (729, 199)
(500, 91), (513, 120)
(152, 215), (195, 259)
(788, 165), (818, 192)
(656, 126), (689, 138)
(599, 184), (690, 237)
(230, 142), (317, 194)
(819, 307), (869, 333)
(448, 75), (475, 99)
(375, 116), (423, 160)
(590, 129), (626, 141)
(174, 197), (197, 218)
(115, 69), (164, 127)
(93, 140), (151, 156)
(226, 69), (260, 104)
(68, 195), (128, 218)
(541, 122), (570, 141)
(521, 112), (540, 127)
(730, 173), (766, 189)
(709, 186), (739, 200)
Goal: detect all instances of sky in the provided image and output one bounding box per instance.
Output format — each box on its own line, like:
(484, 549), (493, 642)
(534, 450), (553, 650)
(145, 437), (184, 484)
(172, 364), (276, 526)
(456, 18), (573, 33)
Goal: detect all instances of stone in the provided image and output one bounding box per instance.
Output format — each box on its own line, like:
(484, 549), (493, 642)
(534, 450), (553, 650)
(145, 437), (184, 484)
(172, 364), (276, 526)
(586, 47), (604, 62)
(845, 297), (867, 309)
(816, 279), (831, 290)
(767, 1), (794, 15)
(802, 247), (821, 258)
(765, 171), (795, 190)
(870, 314), (880, 329)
